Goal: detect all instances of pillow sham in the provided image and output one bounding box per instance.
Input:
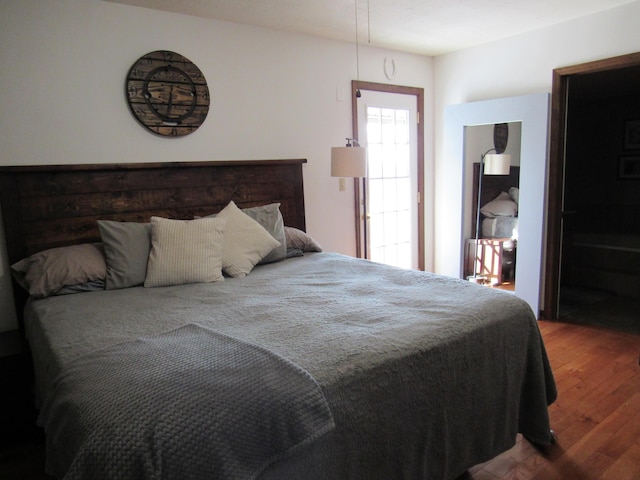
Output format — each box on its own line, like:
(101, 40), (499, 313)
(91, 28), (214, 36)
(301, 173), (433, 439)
(284, 226), (323, 252)
(480, 191), (518, 218)
(11, 243), (107, 298)
(242, 203), (286, 264)
(217, 201), (280, 277)
(98, 220), (151, 290)
(144, 216), (226, 288)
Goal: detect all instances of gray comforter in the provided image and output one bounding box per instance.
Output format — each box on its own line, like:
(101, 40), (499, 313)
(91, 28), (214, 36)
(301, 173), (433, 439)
(39, 324), (335, 480)
(25, 252), (557, 480)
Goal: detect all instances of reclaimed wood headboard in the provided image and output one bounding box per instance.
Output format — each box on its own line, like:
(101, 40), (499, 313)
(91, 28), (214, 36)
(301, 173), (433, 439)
(0, 159), (307, 330)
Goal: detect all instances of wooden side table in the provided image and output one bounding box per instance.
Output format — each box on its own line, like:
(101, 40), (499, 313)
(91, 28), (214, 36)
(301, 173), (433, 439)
(465, 238), (516, 286)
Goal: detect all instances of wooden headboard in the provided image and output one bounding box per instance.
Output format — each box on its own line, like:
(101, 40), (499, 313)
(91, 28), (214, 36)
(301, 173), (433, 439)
(0, 159), (307, 331)
(471, 163), (520, 238)
(0, 159), (307, 264)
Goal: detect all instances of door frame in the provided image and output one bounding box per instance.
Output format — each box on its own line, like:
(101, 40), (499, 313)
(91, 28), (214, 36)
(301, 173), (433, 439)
(543, 51), (640, 319)
(351, 80), (425, 269)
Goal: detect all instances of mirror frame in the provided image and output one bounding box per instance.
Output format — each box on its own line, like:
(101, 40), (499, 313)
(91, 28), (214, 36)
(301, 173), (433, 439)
(443, 93), (550, 317)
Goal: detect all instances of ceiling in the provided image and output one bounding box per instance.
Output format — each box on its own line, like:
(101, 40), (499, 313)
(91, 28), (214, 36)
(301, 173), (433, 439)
(104, 0), (636, 56)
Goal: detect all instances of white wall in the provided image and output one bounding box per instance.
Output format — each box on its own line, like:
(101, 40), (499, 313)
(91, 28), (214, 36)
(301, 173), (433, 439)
(0, 0), (432, 331)
(432, 1), (640, 276)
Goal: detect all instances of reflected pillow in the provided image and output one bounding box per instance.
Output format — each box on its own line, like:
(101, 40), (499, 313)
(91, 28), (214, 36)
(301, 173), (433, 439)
(144, 216), (226, 288)
(480, 191), (518, 218)
(508, 187), (519, 205)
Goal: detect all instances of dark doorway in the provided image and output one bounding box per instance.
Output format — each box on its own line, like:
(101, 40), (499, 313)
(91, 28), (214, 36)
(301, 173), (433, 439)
(544, 53), (640, 335)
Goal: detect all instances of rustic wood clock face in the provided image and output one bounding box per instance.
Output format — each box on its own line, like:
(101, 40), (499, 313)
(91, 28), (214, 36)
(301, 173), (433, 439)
(126, 51), (210, 137)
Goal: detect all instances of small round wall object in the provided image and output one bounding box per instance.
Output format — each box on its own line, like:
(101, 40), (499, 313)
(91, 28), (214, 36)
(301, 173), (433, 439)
(126, 50), (210, 137)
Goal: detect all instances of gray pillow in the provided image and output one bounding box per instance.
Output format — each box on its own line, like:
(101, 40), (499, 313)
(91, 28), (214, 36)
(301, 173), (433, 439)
(98, 220), (151, 290)
(11, 243), (106, 298)
(284, 226), (323, 252)
(56, 280), (106, 295)
(242, 203), (286, 264)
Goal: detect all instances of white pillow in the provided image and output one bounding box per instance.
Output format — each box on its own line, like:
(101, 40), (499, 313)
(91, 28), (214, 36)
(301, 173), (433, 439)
(144, 216), (226, 288)
(217, 200), (280, 277)
(508, 187), (520, 205)
(480, 191), (518, 218)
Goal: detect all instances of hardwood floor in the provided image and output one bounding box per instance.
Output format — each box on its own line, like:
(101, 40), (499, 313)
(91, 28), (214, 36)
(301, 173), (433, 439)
(1, 320), (638, 479)
(465, 320), (640, 480)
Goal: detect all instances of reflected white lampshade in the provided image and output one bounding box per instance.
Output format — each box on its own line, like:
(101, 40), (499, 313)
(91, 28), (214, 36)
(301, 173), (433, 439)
(484, 154), (511, 175)
(331, 146), (367, 177)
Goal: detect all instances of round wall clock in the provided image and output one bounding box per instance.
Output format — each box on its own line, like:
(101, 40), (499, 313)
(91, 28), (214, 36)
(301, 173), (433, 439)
(126, 50), (210, 137)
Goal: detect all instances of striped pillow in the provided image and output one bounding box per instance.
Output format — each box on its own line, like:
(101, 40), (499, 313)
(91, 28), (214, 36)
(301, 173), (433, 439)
(144, 216), (226, 288)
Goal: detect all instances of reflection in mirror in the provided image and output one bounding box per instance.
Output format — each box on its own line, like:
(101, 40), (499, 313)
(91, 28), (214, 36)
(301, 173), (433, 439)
(463, 123), (521, 291)
(442, 93), (549, 317)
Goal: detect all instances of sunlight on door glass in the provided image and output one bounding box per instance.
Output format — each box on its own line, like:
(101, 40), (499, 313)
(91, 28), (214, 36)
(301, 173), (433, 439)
(367, 107), (412, 269)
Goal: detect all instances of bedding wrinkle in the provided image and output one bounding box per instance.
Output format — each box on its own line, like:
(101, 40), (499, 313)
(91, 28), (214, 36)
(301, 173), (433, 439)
(39, 324), (334, 480)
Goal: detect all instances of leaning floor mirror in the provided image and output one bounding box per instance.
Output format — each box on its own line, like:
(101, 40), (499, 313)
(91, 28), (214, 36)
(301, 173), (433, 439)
(443, 93), (550, 317)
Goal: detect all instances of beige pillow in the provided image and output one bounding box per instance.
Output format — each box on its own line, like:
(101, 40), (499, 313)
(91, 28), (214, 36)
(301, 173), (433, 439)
(144, 216), (226, 288)
(217, 201), (280, 277)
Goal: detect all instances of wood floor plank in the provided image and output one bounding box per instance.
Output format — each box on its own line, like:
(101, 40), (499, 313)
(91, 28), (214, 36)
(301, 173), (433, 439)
(601, 443), (640, 480)
(597, 410), (640, 459)
(617, 389), (640, 417)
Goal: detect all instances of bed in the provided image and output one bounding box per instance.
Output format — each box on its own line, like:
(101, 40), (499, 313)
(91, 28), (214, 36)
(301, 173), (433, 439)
(0, 159), (556, 480)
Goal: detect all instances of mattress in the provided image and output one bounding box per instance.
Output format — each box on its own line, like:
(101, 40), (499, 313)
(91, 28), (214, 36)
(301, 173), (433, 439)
(25, 252), (556, 480)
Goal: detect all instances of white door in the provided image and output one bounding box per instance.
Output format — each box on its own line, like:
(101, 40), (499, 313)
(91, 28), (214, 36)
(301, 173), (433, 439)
(357, 91), (418, 269)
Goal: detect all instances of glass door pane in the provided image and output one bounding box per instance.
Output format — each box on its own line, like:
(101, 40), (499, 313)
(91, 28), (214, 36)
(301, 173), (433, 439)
(366, 106), (413, 269)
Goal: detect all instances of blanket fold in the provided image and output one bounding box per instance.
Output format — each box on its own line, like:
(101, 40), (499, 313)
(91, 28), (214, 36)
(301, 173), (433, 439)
(39, 323), (335, 480)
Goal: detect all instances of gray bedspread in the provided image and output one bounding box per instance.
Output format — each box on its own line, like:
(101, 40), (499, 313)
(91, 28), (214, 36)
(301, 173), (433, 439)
(38, 324), (334, 480)
(25, 252), (557, 480)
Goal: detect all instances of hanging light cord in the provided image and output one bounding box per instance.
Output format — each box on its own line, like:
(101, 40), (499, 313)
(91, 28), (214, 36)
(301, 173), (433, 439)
(355, 0), (371, 81)
(367, 0), (371, 44)
(355, 0), (360, 82)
